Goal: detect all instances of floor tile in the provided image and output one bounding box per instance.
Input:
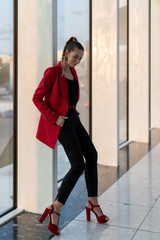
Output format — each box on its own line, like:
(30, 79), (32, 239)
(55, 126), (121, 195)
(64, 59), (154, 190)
(53, 220), (136, 240)
(117, 169), (160, 190)
(153, 196), (160, 208)
(128, 158), (160, 175)
(133, 230), (160, 240)
(140, 207), (160, 233)
(137, 149), (160, 167)
(116, 147), (160, 190)
(76, 202), (150, 230)
(99, 184), (159, 207)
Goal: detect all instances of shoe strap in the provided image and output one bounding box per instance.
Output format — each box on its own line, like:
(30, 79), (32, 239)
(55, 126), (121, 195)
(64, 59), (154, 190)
(53, 211), (60, 226)
(53, 211), (60, 217)
(88, 200), (99, 211)
(88, 200), (104, 216)
(51, 204), (60, 217)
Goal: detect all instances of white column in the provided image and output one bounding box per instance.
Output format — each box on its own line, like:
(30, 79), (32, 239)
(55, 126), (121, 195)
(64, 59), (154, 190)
(129, 0), (149, 142)
(151, 0), (160, 128)
(92, 0), (118, 166)
(18, 0), (55, 213)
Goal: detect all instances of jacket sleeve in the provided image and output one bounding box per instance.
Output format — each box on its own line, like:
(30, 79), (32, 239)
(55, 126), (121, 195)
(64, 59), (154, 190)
(32, 68), (60, 124)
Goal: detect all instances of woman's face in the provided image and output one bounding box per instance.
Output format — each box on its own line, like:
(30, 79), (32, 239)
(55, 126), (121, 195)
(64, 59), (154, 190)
(65, 48), (84, 67)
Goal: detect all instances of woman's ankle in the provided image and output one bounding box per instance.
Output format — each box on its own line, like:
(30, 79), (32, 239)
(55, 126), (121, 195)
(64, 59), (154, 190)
(47, 201), (63, 214)
(54, 200), (63, 213)
(88, 197), (98, 205)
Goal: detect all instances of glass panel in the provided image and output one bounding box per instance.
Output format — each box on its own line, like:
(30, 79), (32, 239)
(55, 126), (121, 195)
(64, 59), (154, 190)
(0, 0), (14, 215)
(119, 0), (128, 144)
(57, 0), (89, 182)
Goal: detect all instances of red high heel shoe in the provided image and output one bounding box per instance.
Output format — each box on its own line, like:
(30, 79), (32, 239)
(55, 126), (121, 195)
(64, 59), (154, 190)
(39, 204), (60, 236)
(86, 200), (109, 223)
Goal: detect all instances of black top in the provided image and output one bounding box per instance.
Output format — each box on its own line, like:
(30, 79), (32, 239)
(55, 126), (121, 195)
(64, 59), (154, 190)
(66, 77), (78, 107)
(64, 77), (79, 123)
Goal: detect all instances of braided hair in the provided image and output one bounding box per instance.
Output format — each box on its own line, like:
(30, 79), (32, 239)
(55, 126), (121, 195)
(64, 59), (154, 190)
(61, 37), (84, 63)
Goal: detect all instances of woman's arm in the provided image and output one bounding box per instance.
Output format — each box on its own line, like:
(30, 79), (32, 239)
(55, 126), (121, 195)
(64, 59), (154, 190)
(32, 68), (60, 124)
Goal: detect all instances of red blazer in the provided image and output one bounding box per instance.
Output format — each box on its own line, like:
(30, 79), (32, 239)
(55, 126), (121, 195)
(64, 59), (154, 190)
(32, 61), (80, 149)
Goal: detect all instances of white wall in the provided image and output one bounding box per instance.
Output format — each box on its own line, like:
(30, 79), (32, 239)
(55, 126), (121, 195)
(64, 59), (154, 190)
(92, 0), (118, 166)
(18, 0), (55, 214)
(151, 0), (160, 128)
(129, 0), (149, 142)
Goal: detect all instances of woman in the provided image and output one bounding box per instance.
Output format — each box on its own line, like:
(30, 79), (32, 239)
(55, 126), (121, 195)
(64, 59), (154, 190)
(32, 37), (109, 236)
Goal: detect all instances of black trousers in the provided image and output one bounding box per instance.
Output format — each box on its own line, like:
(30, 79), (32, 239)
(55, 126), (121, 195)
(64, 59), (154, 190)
(55, 108), (98, 205)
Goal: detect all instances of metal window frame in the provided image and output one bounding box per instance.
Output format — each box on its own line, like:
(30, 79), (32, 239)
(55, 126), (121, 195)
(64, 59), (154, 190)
(118, 0), (129, 147)
(149, 0), (151, 145)
(127, 0), (129, 142)
(13, 0), (18, 211)
(0, 0), (18, 218)
(52, 0), (58, 201)
(117, 0), (120, 165)
(89, 0), (92, 138)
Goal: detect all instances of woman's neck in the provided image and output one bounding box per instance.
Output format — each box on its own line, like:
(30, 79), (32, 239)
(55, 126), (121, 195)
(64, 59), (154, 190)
(61, 61), (69, 72)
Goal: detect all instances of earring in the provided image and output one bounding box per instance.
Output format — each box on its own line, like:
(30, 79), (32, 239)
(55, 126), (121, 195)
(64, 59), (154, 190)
(65, 56), (68, 62)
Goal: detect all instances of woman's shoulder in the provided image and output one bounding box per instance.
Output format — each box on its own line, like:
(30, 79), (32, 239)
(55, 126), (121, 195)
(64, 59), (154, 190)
(44, 62), (62, 76)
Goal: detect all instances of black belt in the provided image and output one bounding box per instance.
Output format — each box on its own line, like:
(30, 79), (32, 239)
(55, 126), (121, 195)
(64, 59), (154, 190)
(69, 105), (75, 108)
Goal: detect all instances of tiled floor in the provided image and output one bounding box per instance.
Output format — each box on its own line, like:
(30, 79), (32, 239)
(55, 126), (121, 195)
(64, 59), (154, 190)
(53, 143), (160, 240)
(1, 128), (160, 239)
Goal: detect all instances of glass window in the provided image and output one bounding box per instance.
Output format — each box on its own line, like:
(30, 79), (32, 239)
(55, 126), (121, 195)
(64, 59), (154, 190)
(57, 0), (89, 183)
(0, 0), (14, 215)
(119, 0), (128, 144)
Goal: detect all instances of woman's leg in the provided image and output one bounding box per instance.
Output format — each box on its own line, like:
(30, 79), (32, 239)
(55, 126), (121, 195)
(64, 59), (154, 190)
(48, 126), (86, 228)
(75, 122), (109, 220)
(55, 127), (85, 205)
(75, 122), (98, 197)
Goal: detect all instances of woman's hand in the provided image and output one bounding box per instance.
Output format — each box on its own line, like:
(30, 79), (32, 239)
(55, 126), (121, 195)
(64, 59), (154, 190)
(55, 116), (68, 127)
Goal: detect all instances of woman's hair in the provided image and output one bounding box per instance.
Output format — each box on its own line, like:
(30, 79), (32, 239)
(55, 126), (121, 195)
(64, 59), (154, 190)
(61, 37), (84, 62)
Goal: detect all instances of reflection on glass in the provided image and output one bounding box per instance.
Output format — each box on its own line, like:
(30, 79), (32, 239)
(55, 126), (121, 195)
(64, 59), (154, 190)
(0, 0), (14, 215)
(119, 0), (128, 144)
(57, 0), (89, 182)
